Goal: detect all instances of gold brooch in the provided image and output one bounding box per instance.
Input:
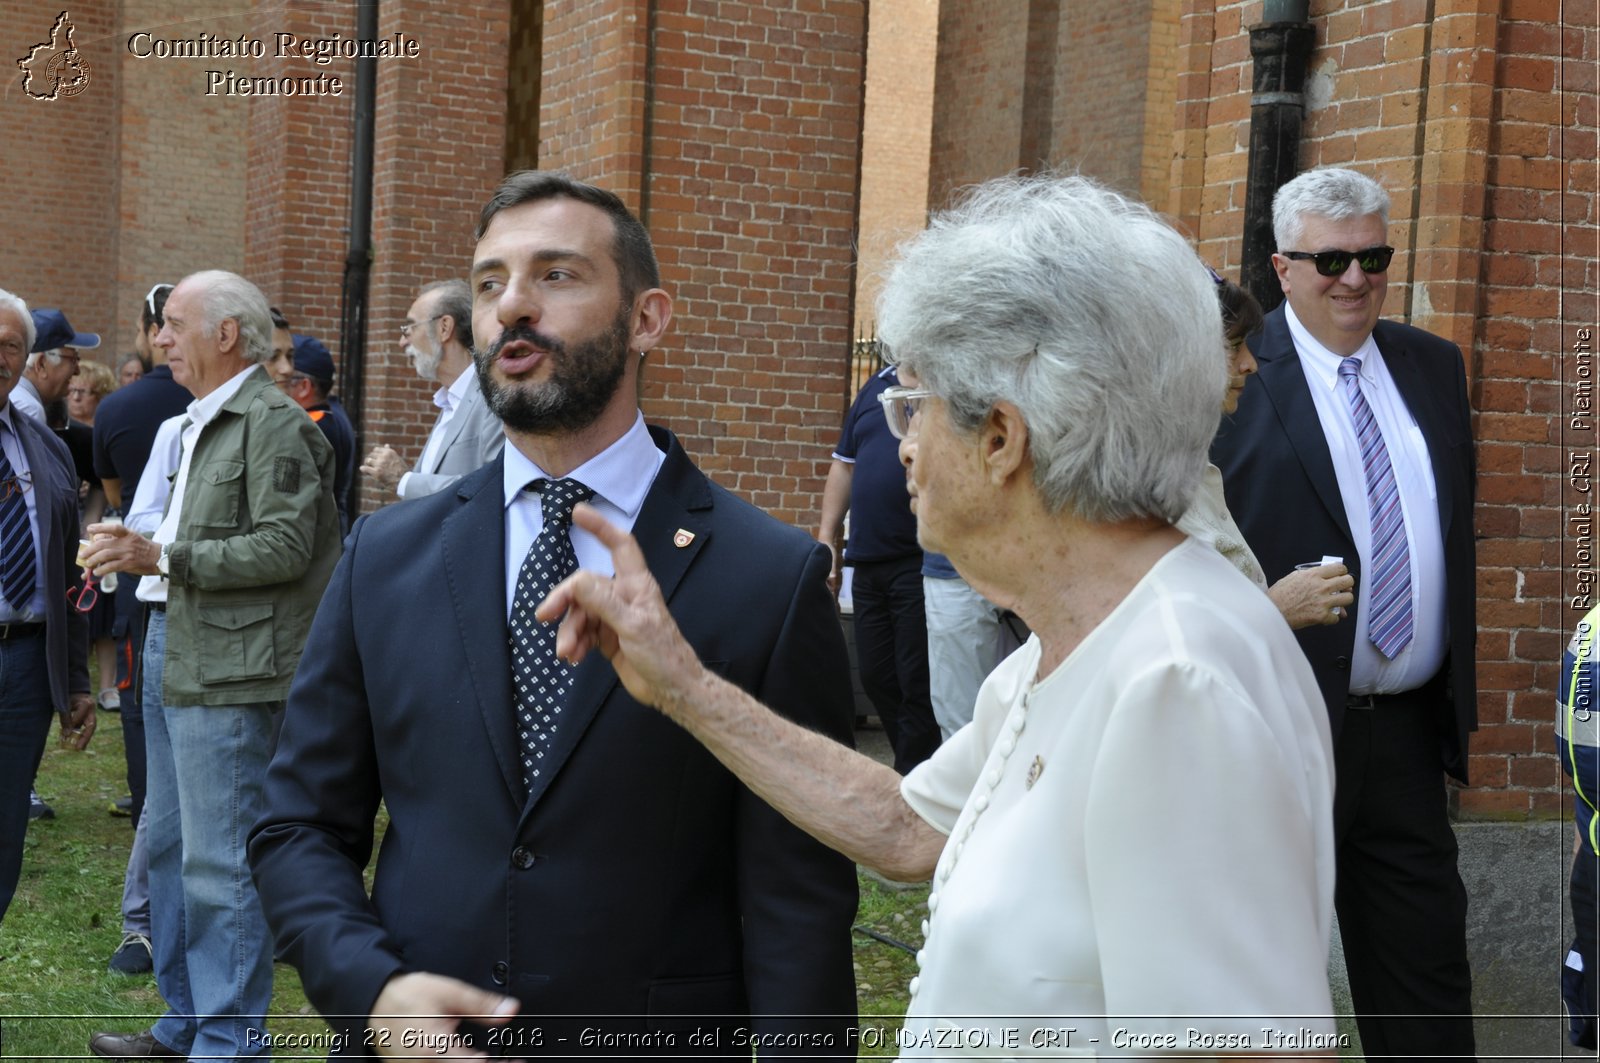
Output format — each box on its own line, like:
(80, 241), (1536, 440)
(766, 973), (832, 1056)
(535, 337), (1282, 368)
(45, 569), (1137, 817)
(673, 529), (695, 548)
(1024, 755), (1045, 790)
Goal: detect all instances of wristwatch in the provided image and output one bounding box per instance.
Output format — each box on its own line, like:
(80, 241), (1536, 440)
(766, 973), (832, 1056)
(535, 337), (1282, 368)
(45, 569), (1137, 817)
(156, 544), (170, 577)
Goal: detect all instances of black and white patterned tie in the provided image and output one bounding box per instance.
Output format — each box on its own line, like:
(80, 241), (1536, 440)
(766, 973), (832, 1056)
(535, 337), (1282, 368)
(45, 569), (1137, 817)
(510, 477), (594, 794)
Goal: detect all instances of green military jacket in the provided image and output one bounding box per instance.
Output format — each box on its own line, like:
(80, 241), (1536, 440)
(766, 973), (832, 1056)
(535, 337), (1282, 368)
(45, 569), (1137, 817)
(161, 365), (341, 706)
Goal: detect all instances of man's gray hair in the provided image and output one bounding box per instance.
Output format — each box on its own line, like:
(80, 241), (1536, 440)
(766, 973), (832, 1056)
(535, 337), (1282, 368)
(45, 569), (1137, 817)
(1272, 167), (1391, 251)
(420, 279), (473, 350)
(0, 289), (36, 352)
(25, 350), (64, 370)
(876, 173), (1224, 524)
(184, 270), (273, 364)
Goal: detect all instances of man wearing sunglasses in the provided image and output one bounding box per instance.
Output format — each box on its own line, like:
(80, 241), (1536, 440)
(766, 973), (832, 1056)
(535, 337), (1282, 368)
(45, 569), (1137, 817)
(1211, 166), (1478, 1060)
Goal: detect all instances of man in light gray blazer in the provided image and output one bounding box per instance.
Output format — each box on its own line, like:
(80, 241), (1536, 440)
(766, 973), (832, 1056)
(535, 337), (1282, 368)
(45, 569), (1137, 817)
(361, 279), (504, 500)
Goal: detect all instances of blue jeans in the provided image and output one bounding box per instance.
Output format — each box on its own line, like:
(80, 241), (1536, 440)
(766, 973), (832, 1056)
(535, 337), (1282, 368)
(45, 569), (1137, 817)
(0, 629), (53, 924)
(143, 609), (277, 1059)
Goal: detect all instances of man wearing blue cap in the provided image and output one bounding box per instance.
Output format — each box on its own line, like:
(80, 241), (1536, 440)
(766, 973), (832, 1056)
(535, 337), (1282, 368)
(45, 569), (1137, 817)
(12, 308), (99, 423)
(269, 333), (355, 533)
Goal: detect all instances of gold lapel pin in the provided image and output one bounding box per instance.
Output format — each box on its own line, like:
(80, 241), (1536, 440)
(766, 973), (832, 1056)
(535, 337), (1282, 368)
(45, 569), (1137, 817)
(673, 529), (695, 548)
(1025, 754), (1045, 790)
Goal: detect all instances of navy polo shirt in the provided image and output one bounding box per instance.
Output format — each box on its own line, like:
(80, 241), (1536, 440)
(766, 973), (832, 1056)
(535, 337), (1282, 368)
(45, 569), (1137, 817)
(92, 365), (194, 499)
(833, 366), (919, 564)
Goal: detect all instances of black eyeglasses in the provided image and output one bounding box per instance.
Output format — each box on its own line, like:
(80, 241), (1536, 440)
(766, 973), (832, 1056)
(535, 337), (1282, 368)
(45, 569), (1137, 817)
(1280, 245), (1394, 277)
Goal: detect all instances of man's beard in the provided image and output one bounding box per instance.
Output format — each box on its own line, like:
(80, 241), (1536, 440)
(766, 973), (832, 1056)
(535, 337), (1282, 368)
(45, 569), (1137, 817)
(474, 311), (631, 435)
(408, 336), (443, 381)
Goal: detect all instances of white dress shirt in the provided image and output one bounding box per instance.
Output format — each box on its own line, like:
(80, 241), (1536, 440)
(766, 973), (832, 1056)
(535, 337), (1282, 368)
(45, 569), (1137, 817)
(137, 365), (256, 605)
(1286, 303), (1447, 694)
(398, 369), (478, 498)
(130, 415), (185, 604)
(0, 404), (45, 619)
(500, 413), (664, 619)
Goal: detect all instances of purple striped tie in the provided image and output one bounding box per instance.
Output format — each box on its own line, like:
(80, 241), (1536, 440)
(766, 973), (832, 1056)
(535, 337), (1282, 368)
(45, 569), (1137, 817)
(1338, 357), (1413, 658)
(0, 425), (35, 609)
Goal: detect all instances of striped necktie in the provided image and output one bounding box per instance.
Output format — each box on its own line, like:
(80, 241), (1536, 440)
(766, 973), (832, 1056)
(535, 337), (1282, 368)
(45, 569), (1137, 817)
(0, 422), (35, 609)
(1338, 357), (1413, 658)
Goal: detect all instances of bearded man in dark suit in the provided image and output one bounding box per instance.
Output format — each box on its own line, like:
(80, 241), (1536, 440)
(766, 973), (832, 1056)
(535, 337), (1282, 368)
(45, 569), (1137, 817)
(250, 172), (857, 1058)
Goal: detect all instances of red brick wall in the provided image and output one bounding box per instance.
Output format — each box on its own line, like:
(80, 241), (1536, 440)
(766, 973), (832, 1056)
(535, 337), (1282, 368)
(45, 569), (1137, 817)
(242, 2), (354, 356)
(114, 2), (252, 356)
(3, 1), (121, 360)
(540, 1), (867, 527)
(356, 1), (511, 514)
(927, 3), (1030, 211)
(1163, 0), (1595, 818)
(856, 0), (938, 336)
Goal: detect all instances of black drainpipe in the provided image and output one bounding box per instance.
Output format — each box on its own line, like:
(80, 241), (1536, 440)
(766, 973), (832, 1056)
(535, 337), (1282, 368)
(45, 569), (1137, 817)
(1241, 0), (1314, 312)
(339, 0), (378, 517)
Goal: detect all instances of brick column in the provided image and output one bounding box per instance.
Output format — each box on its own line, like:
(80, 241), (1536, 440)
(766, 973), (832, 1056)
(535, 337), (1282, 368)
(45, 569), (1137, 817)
(540, 1), (867, 527)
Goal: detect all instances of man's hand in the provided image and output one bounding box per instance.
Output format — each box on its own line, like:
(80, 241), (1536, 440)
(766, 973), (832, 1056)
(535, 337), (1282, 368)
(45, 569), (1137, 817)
(1267, 563), (1356, 630)
(59, 692), (95, 750)
(538, 504), (708, 715)
(368, 972), (518, 1059)
(818, 539), (842, 599)
(82, 522), (162, 576)
(361, 445), (407, 489)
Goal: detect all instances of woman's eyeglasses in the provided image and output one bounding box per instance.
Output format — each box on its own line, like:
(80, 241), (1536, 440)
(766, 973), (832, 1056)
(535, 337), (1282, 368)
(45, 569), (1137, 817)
(67, 568), (99, 613)
(878, 385), (936, 440)
(1280, 245), (1394, 277)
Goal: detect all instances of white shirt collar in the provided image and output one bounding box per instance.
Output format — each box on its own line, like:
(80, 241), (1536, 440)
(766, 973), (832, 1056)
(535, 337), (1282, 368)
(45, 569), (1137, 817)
(434, 366), (477, 414)
(1284, 302), (1381, 391)
(187, 363), (260, 429)
(501, 411), (659, 522)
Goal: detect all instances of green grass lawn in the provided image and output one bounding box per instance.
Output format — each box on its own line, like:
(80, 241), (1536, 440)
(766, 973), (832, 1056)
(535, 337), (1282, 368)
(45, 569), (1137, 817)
(0, 707), (923, 1058)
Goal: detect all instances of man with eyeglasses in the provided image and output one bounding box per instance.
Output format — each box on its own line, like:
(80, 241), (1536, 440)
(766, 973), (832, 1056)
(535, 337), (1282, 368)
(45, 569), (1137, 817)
(0, 288), (95, 925)
(1211, 166), (1478, 1060)
(359, 279), (503, 500)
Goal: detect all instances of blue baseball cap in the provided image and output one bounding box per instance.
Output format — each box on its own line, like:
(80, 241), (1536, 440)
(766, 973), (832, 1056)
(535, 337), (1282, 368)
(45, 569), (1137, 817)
(291, 334), (336, 383)
(30, 308), (100, 352)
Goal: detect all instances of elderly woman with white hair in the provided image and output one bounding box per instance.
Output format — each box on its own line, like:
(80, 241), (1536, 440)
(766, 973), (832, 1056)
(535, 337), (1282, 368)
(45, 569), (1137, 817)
(541, 175), (1338, 1057)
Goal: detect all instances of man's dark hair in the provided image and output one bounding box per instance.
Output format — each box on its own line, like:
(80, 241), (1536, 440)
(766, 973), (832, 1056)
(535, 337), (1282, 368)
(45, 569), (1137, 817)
(419, 279), (473, 351)
(141, 283), (173, 332)
(270, 306), (292, 331)
(475, 171), (661, 302)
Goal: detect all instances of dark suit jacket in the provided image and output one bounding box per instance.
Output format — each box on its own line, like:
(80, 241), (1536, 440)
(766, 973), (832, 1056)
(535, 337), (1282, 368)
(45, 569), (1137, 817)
(9, 404), (88, 709)
(1210, 305), (1477, 781)
(250, 426), (858, 1056)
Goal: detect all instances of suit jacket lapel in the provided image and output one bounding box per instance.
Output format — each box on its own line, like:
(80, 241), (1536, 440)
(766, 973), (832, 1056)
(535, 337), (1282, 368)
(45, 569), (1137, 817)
(1253, 308), (1356, 546)
(518, 426), (713, 816)
(441, 457), (523, 803)
(1374, 324), (1458, 539)
(424, 375), (482, 474)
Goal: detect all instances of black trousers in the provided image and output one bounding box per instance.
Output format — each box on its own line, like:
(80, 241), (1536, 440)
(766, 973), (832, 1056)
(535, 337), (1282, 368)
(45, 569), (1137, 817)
(850, 556), (939, 774)
(1334, 691), (1476, 1062)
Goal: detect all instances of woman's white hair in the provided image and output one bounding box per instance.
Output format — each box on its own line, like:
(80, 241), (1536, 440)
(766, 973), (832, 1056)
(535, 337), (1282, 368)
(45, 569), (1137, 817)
(184, 269), (273, 364)
(1271, 167), (1391, 250)
(875, 173), (1224, 524)
(0, 289), (36, 352)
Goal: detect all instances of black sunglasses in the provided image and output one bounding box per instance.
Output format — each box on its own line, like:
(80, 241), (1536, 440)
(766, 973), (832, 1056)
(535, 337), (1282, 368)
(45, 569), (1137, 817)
(1280, 245), (1394, 277)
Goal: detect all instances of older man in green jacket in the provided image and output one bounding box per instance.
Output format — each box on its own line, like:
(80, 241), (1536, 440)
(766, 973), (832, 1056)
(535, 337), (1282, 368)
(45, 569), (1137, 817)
(82, 269), (340, 1062)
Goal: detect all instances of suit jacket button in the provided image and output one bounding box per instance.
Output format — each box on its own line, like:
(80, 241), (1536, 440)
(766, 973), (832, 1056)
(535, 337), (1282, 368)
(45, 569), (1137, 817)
(492, 961), (509, 985)
(1335, 656), (1350, 671)
(511, 846), (535, 870)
